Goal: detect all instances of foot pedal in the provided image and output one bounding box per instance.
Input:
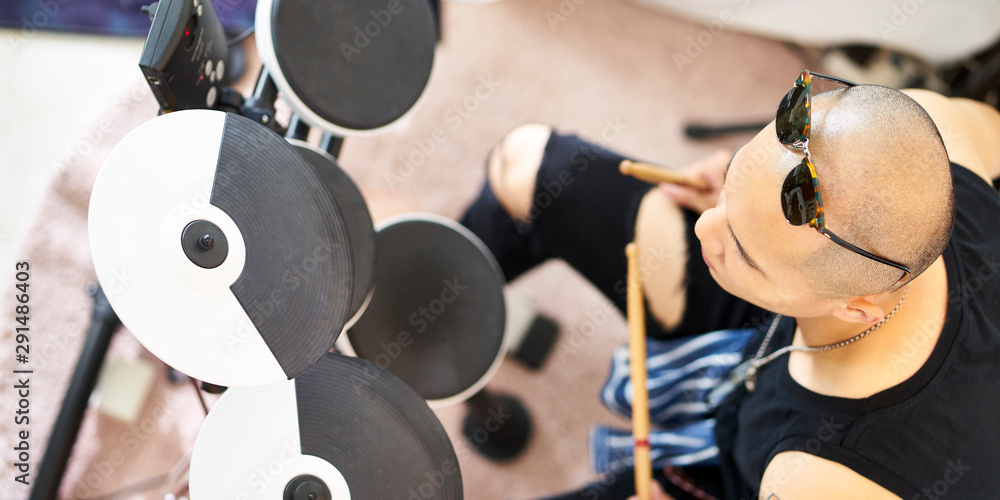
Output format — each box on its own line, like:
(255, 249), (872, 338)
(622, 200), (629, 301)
(504, 290), (559, 370)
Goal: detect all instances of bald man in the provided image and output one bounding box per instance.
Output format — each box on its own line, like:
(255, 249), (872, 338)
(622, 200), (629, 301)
(459, 81), (1000, 500)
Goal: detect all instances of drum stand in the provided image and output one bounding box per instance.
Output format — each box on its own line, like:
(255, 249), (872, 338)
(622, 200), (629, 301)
(29, 67), (330, 500)
(32, 1), (445, 496)
(30, 287), (120, 500)
(216, 67), (346, 158)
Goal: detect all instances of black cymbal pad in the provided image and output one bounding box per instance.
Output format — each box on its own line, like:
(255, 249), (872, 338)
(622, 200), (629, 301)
(89, 110), (354, 386)
(290, 141), (375, 324)
(190, 353), (463, 499)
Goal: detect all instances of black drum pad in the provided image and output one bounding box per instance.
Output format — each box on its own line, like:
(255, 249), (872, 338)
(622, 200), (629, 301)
(347, 215), (506, 404)
(256, 0), (437, 134)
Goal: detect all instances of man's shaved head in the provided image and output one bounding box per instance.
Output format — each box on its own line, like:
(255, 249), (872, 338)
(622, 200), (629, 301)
(803, 85), (953, 297)
(696, 83), (954, 317)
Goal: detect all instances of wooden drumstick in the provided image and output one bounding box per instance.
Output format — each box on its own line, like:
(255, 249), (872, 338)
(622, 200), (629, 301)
(625, 243), (653, 500)
(620, 159), (710, 191)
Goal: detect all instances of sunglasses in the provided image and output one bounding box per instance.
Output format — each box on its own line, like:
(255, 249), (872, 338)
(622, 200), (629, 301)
(776, 70), (911, 283)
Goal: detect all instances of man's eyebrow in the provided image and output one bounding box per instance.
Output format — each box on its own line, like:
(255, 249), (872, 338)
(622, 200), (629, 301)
(727, 218), (765, 275)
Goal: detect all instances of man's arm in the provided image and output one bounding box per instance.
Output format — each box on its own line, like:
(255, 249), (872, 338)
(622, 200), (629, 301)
(902, 89), (1000, 184)
(758, 451), (901, 500)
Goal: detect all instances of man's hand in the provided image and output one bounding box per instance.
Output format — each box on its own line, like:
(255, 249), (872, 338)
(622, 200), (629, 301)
(627, 479), (674, 500)
(658, 149), (732, 214)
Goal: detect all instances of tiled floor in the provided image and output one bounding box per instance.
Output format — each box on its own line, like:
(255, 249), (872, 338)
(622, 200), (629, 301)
(0, 29), (144, 267)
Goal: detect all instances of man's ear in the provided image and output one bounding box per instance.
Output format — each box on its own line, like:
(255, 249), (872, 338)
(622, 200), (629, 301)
(831, 296), (884, 324)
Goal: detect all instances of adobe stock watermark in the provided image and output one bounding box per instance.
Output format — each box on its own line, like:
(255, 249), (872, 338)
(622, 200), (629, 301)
(758, 415), (849, 494)
(715, 142), (768, 192)
(6, 0), (71, 50)
(545, 0), (591, 30)
(886, 316), (939, 374)
(52, 82), (151, 179)
(672, 0), (751, 74)
(99, 267), (135, 304)
(877, 0), (930, 40)
(232, 439), (299, 499)
(396, 404), (510, 498)
(71, 399), (180, 498)
(34, 317), (85, 372)
(934, 123), (966, 160)
(556, 244), (680, 362)
(340, 0), (418, 63)
(212, 0), (251, 20)
(451, 402), (512, 453)
(244, 238), (340, 326)
(912, 459), (971, 500)
(225, 237), (340, 351)
(30, 290), (106, 373)
(407, 278), (468, 333)
(345, 330), (413, 392)
(404, 458), (460, 500)
(383, 75), (502, 191)
(947, 254), (1000, 306)
(345, 277), (468, 392)
(581, 449), (634, 500)
(513, 117), (627, 233)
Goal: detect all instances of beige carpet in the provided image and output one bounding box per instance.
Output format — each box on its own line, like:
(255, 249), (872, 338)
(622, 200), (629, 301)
(0, 0), (803, 498)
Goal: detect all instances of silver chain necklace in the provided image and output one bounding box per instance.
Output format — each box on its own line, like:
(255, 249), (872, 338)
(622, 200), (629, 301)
(733, 284), (911, 391)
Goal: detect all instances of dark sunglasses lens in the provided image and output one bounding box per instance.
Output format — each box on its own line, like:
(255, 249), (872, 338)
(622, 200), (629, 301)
(780, 159), (817, 226)
(775, 84), (808, 146)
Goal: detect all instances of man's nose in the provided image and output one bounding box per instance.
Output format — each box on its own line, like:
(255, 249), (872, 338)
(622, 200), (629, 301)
(693, 209), (724, 256)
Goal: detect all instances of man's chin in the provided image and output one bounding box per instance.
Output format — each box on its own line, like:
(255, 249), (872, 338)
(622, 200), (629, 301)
(707, 267), (729, 292)
(711, 271), (767, 311)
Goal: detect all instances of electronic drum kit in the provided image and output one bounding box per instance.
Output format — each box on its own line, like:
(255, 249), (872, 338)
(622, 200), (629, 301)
(74, 0), (531, 498)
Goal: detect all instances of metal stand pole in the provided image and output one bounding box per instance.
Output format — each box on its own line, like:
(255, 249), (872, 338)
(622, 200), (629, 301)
(30, 287), (120, 500)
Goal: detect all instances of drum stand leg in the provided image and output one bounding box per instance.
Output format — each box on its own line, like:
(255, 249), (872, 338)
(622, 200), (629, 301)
(30, 287), (120, 500)
(462, 389), (532, 461)
(320, 133), (344, 158)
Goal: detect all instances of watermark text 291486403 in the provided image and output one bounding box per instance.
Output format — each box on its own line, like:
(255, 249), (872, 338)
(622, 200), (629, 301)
(13, 261), (33, 486)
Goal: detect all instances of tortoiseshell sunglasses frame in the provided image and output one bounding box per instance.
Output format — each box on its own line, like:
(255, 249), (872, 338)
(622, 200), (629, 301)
(776, 70), (911, 284)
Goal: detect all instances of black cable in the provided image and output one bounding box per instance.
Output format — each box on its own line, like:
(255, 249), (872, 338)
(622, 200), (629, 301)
(189, 377), (209, 415)
(227, 26), (254, 47)
(684, 121), (770, 139)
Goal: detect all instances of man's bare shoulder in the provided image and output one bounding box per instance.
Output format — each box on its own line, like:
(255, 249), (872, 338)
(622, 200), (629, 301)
(758, 450), (901, 500)
(902, 89), (1000, 185)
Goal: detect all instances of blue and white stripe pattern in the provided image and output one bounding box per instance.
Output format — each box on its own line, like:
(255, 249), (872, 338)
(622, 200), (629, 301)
(591, 328), (754, 473)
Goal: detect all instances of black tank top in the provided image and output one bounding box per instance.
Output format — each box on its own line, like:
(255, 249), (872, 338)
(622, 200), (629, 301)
(714, 163), (1000, 500)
